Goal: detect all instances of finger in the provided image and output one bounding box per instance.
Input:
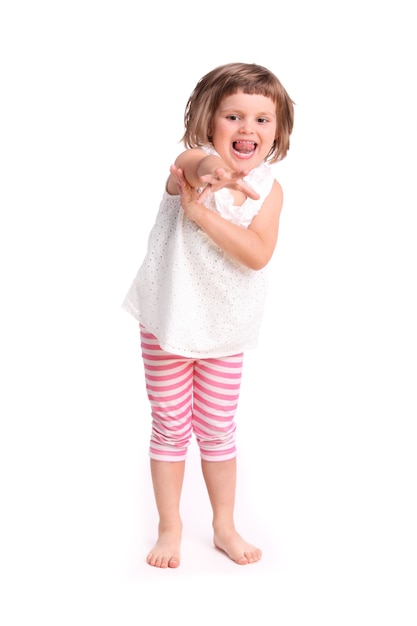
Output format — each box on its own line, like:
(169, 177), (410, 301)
(170, 165), (185, 185)
(238, 182), (260, 200)
(199, 174), (219, 185)
(170, 166), (194, 202)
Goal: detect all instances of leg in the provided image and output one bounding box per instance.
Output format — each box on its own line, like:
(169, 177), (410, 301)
(193, 355), (262, 564)
(140, 328), (193, 568)
(201, 459), (262, 565)
(147, 460), (184, 568)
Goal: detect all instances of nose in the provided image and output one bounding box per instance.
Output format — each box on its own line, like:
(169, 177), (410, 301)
(239, 118), (254, 133)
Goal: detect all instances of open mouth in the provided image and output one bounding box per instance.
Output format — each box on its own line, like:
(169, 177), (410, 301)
(232, 140), (257, 156)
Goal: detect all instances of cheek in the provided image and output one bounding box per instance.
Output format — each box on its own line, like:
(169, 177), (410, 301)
(269, 128), (278, 144)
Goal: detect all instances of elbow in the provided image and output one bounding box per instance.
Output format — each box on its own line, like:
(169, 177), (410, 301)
(251, 261), (269, 271)
(246, 254), (271, 271)
(244, 237), (276, 270)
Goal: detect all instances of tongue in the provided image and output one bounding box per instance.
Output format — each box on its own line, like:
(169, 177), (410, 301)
(234, 141), (255, 154)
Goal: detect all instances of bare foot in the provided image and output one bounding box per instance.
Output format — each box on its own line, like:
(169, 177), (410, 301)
(147, 526), (182, 568)
(214, 528), (262, 565)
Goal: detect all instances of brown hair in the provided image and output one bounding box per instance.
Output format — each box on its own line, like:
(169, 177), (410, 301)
(182, 62), (295, 163)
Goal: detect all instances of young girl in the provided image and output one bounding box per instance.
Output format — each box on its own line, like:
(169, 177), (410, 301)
(123, 62), (294, 568)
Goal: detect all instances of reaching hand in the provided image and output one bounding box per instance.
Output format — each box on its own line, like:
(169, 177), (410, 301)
(169, 162), (261, 224)
(198, 167), (260, 202)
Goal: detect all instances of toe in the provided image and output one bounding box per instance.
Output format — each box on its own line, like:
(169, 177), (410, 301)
(236, 554), (249, 565)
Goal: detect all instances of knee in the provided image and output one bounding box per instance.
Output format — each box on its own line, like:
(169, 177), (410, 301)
(195, 421), (237, 461)
(151, 420), (193, 449)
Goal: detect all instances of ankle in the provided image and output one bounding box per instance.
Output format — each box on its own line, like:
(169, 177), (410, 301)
(158, 518), (183, 534)
(212, 518), (235, 536)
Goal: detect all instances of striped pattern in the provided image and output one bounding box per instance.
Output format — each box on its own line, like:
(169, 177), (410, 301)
(140, 328), (243, 462)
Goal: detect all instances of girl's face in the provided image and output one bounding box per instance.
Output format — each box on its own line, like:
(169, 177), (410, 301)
(210, 90), (277, 170)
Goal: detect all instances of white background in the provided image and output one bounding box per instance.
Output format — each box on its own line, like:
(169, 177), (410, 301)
(1, 1), (416, 624)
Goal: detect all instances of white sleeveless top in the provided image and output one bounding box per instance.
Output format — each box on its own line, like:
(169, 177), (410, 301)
(122, 159), (275, 358)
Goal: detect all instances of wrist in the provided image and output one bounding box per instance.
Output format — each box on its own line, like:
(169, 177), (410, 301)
(192, 200), (210, 227)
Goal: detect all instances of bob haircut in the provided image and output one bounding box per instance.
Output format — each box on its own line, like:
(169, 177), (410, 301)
(182, 62), (295, 163)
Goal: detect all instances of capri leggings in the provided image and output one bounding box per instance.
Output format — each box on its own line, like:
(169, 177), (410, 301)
(140, 327), (244, 462)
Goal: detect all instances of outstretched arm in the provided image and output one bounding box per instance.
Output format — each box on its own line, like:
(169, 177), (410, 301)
(166, 148), (260, 202)
(170, 165), (282, 271)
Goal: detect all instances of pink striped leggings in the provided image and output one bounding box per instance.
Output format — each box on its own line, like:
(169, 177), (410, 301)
(140, 328), (244, 462)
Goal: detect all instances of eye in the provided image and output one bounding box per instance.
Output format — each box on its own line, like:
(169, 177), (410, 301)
(226, 114), (240, 121)
(257, 117), (269, 124)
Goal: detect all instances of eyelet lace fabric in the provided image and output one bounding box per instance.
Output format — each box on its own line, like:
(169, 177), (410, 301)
(122, 161), (275, 358)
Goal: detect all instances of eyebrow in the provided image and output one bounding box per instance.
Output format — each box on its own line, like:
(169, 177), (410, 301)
(219, 107), (276, 118)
